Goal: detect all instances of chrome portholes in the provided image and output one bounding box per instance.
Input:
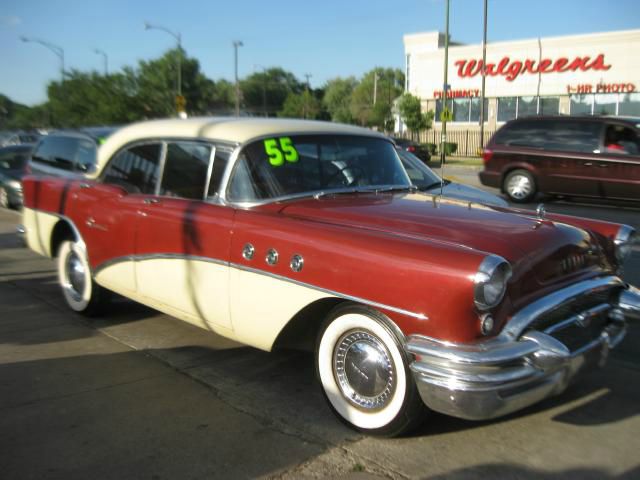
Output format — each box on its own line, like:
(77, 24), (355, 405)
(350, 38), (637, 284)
(333, 330), (396, 411)
(266, 248), (279, 266)
(242, 243), (255, 260)
(290, 254), (304, 272)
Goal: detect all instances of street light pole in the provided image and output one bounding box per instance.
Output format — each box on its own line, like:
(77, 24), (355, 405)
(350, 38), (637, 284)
(93, 48), (109, 75)
(144, 22), (182, 99)
(20, 36), (65, 83)
(479, 0), (488, 151)
(234, 41), (244, 116)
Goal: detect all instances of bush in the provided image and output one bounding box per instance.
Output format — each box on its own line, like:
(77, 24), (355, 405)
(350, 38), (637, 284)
(425, 143), (438, 155)
(442, 142), (458, 155)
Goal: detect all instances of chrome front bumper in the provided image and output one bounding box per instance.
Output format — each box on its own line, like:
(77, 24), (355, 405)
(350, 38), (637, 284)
(406, 278), (640, 421)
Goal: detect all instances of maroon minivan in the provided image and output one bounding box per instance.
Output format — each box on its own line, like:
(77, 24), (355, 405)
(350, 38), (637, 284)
(479, 116), (640, 203)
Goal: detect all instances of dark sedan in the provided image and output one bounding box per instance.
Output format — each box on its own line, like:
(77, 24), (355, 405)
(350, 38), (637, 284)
(0, 144), (33, 209)
(392, 136), (431, 163)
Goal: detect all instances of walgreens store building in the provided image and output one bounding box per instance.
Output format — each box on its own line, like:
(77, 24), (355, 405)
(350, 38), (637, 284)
(401, 29), (640, 154)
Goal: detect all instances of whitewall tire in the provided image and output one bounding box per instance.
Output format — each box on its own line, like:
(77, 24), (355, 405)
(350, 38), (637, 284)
(57, 240), (106, 315)
(316, 304), (426, 436)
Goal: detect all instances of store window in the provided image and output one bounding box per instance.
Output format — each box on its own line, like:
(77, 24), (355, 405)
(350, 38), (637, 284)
(436, 98), (488, 123)
(539, 97), (560, 115)
(498, 97), (517, 122)
(619, 93), (640, 116)
(498, 96), (560, 122)
(570, 93), (638, 116)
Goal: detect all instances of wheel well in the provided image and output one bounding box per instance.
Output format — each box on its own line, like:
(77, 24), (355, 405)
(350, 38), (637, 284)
(272, 298), (346, 352)
(50, 221), (76, 258)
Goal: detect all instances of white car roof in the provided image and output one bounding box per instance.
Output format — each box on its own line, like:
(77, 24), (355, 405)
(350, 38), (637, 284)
(93, 117), (386, 177)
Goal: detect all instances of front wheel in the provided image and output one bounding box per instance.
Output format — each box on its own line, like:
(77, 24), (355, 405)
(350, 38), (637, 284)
(57, 240), (107, 315)
(316, 304), (426, 437)
(504, 169), (536, 203)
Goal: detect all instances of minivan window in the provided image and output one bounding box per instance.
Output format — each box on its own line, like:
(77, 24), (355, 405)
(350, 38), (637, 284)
(603, 124), (639, 155)
(493, 120), (549, 148)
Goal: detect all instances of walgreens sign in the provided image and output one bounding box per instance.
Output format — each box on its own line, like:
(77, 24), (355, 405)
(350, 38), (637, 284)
(454, 54), (611, 82)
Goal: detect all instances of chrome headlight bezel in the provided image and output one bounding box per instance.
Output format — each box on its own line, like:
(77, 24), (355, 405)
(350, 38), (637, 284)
(614, 225), (637, 263)
(474, 255), (512, 311)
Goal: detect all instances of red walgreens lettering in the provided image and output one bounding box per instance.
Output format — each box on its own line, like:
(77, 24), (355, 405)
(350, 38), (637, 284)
(455, 54), (611, 82)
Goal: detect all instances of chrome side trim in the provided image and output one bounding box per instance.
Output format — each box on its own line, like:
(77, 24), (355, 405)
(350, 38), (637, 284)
(92, 253), (428, 321)
(617, 285), (640, 321)
(500, 276), (624, 340)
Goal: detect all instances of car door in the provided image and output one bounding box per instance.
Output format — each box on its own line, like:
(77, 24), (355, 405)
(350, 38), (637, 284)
(597, 122), (640, 200)
(135, 141), (235, 330)
(537, 119), (602, 198)
(79, 142), (164, 296)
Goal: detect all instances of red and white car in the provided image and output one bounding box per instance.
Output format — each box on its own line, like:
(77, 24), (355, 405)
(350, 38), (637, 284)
(21, 118), (640, 436)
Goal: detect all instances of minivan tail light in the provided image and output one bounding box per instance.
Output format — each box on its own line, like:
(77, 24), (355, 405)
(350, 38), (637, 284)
(482, 148), (493, 165)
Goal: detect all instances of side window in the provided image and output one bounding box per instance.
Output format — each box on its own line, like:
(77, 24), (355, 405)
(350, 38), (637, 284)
(544, 120), (601, 154)
(493, 120), (548, 148)
(160, 142), (212, 200)
(207, 147), (232, 199)
(102, 143), (162, 194)
(603, 124), (639, 155)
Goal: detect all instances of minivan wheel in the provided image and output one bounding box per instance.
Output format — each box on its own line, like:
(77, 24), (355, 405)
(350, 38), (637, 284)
(504, 169), (536, 203)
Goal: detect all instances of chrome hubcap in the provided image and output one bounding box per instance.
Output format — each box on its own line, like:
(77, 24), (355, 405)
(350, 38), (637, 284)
(65, 250), (86, 301)
(334, 330), (396, 410)
(506, 174), (532, 200)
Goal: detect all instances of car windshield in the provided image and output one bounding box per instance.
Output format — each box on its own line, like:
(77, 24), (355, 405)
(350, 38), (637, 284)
(396, 149), (441, 189)
(227, 134), (411, 202)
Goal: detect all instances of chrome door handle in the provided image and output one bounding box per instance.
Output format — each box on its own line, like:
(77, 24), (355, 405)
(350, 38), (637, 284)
(583, 162), (593, 166)
(143, 198), (160, 204)
(79, 183), (92, 189)
(597, 163), (609, 168)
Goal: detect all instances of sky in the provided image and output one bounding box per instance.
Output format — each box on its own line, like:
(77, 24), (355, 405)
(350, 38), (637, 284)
(2, 0), (639, 106)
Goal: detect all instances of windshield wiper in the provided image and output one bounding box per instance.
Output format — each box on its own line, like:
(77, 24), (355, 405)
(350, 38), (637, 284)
(417, 180), (450, 191)
(313, 185), (417, 199)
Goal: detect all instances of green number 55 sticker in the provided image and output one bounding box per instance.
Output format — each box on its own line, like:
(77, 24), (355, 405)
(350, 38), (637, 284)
(264, 137), (299, 166)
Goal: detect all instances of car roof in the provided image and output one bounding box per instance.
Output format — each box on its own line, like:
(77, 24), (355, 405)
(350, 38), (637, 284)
(505, 115), (640, 127)
(94, 117), (386, 177)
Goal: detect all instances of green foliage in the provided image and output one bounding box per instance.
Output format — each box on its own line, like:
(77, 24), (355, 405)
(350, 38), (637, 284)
(323, 77), (357, 123)
(425, 143), (438, 155)
(278, 90), (322, 119)
(398, 93), (433, 139)
(349, 68), (404, 130)
(442, 142), (458, 155)
(241, 68), (304, 116)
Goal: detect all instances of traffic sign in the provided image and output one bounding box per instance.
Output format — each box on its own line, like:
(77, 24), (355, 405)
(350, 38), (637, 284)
(440, 107), (453, 122)
(175, 94), (186, 112)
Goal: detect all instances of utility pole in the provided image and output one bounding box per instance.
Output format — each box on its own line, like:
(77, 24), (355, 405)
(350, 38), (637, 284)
(233, 40), (243, 116)
(303, 73), (312, 119)
(479, 0), (488, 151)
(373, 70), (378, 105)
(440, 0), (450, 199)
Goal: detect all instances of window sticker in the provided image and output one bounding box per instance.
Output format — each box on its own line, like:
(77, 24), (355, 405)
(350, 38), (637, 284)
(264, 137), (299, 166)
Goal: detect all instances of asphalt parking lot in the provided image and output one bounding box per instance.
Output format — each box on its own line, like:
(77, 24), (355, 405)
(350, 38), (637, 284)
(1, 178), (639, 479)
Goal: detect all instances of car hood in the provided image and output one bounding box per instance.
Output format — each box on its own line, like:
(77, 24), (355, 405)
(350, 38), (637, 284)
(279, 192), (603, 292)
(433, 182), (508, 206)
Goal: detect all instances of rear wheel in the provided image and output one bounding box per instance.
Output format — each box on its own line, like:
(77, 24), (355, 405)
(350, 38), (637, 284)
(316, 304), (426, 437)
(504, 169), (536, 203)
(57, 240), (107, 315)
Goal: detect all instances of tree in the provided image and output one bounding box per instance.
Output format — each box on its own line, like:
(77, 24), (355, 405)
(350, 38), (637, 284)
(241, 68), (304, 116)
(350, 68), (404, 129)
(397, 93), (433, 140)
(322, 77), (357, 123)
(278, 90), (322, 119)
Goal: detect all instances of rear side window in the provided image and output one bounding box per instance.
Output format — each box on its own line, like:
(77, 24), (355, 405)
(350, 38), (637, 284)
(102, 144), (162, 194)
(494, 119), (601, 154)
(160, 142), (212, 200)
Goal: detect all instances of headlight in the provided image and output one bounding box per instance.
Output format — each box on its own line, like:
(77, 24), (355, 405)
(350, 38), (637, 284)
(474, 255), (512, 311)
(7, 179), (21, 190)
(614, 225), (637, 263)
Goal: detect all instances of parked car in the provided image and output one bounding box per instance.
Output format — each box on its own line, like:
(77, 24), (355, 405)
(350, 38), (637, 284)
(0, 130), (42, 147)
(397, 149), (507, 206)
(479, 116), (640, 203)
(0, 144), (33, 209)
(392, 136), (431, 163)
(21, 118), (639, 436)
(29, 127), (117, 178)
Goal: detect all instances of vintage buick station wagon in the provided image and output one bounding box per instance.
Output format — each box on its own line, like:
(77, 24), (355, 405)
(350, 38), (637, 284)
(21, 118), (640, 436)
